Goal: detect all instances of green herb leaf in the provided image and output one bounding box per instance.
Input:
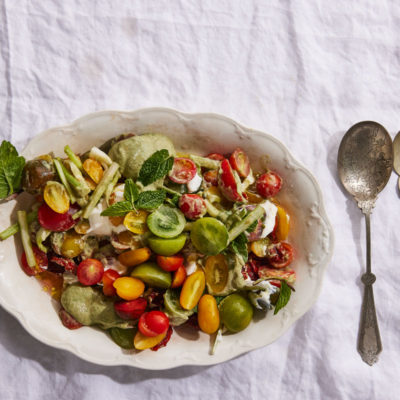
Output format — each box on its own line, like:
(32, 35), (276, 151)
(138, 149), (174, 186)
(124, 178), (139, 205)
(246, 219), (259, 233)
(135, 190), (166, 210)
(0, 141), (26, 199)
(230, 232), (248, 262)
(100, 201), (133, 217)
(274, 281), (292, 315)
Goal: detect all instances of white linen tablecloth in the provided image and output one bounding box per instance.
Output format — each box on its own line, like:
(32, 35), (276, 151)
(1, 1), (399, 399)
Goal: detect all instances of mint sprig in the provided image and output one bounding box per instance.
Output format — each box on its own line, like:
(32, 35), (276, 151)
(135, 189), (166, 210)
(274, 281), (293, 315)
(138, 149), (174, 186)
(124, 178), (139, 204)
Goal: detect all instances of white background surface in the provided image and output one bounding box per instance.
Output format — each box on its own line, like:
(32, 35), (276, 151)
(0, 1), (399, 399)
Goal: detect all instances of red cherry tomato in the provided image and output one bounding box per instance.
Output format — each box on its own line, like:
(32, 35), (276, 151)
(156, 254), (184, 272)
(151, 326), (173, 351)
(59, 308), (83, 330)
(203, 170), (218, 186)
(229, 148), (250, 178)
(114, 298), (147, 320)
(77, 258), (104, 286)
(256, 171), (282, 198)
(178, 193), (207, 220)
(138, 311), (170, 337)
(169, 158), (197, 184)
(102, 269), (120, 296)
(171, 265), (187, 288)
(207, 153), (225, 161)
(21, 246), (48, 276)
(266, 242), (294, 269)
(38, 203), (79, 232)
(218, 159), (245, 202)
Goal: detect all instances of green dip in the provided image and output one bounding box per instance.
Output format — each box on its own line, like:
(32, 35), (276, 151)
(108, 133), (175, 179)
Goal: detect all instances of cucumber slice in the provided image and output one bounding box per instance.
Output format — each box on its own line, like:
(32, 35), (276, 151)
(190, 217), (229, 255)
(147, 205), (186, 238)
(147, 234), (187, 256)
(163, 289), (194, 326)
(130, 262), (172, 288)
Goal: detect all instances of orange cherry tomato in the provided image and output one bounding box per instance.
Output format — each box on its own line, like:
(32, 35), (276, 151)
(275, 205), (290, 241)
(134, 330), (167, 350)
(179, 270), (205, 310)
(198, 294), (220, 334)
(118, 247), (151, 267)
(83, 158), (104, 184)
(156, 255), (184, 272)
(113, 277), (145, 300)
(171, 265), (187, 288)
(102, 269), (120, 296)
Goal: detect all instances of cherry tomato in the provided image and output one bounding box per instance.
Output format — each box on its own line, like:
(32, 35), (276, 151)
(178, 194), (207, 220)
(171, 265), (187, 288)
(256, 171), (282, 198)
(204, 254), (228, 294)
(118, 247), (151, 267)
(168, 157), (197, 184)
(138, 311), (170, 337)
(21, 246), (48, 276)
(218, 159), (245, 202)
(203, 170), (218, 186)
(229, 148), (250, 178)
(113, 276), (145, 300)
(180, 270), (206, 310)
(123, 210), (148, 234)
(151, 326), (173, 351)
(156, 254), (184, 272)
(114, 298), (147, 320)
(102, 269), (120, 296)
(207, 153), (225, 161)
(77, 258), (104, 286)
(59, 308), (83, 330)
(38, 202), (79, 232)
(44, 181), (70, 214)
(198, 294), (220, 334)
(83, 158), (104, 184)
(134, 330), (167, 350)
(48, 255), (77, 274)
(257, 266), (296, 283)
(266, 242), (294, 269)
(275, 205), (290, 241)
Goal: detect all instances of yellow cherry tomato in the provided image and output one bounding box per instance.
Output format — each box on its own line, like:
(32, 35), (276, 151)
(204, 254), (228, 294)
(275, 205), (290, 241)
(123, 210), (149, 234)
(113, 277), (145, 300)
(134, 330), (167, 350)
(83, 158), (104, 184)
(74, 220), (90, 235)
(44, 181), (70, 214)
(250, 238), (270, 257)
(118, 247), (151, 267)
(61, 232), (84, 258)
(180, 270), (206, 310)
(198, 294), (220, 334)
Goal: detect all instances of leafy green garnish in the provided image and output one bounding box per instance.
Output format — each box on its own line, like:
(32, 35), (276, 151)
(135, 189), (166, 210)
(101, 201), (133, 217)
(124, 178), (139, 204)
(274, 281), (292, 315)
(246, 219), (258, 233)
(230, 232), (248, 262)
(138, 149), (174, 186)
(0, 141), (25, 199)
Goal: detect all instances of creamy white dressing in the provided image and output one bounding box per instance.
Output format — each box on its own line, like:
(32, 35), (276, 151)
(185, 260), (198, 275)
(187, 173), (202, 193)
(87, 199), (126, 236)
(259, 200), (278, 238)
(241, 169), (255, 192)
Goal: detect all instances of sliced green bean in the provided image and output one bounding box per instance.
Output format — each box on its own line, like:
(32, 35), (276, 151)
(64, 145), (83, 171)
(18, 211), (36, 267)
(54, 158), (76, 204)
(0, 210), (38, 241)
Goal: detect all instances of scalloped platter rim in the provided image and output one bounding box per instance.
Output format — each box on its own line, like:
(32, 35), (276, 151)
(0, 108), (334, 369)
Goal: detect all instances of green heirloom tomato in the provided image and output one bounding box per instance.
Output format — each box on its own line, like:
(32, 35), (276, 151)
(147, 205), (186, 238)
(147, 234), (187, 256)
(219, 293), (254, 333)
(190, 217), (229, 255)
(130, 262), (172, 289)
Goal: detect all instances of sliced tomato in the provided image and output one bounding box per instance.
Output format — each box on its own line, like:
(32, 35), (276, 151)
(266, 242), (294, 269)
(77, 258), (104, 286)
(178, 194), (207, 220)
(218, 159), (245, 202)
(114, 298), (147, 320)
(38, 203), (79, 232)
(203, 170), (218, 186)
(21, 246), (48, 276)
(59, 308), (83, 330)
(156, 254), (184, 272)
(256, 171), (282, 198)
(169, 157), (197, 184)
(171, 265), (187, 288)
(151, 326), (173, 351)
(204, 254), (229, 293)
(138, 311), (170, 337)
(102, 269), (120, 296)
(207, 153), (225, 161)
(257, 266), (296, 283)
(229, 148), (250, 178)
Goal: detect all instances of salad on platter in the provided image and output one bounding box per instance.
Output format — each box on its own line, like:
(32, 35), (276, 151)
(0, 132), (296, 354)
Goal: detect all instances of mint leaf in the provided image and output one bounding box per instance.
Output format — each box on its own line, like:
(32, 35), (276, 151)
(101, 201), (133, 217)
(138, 149), (174, 186)
(230, 232), (248, 262)
(246, 220), (258, 233)
(274, 281), (292, 315)
(0, 141), (26, 199)
(124, 178), (139, 205)
(135, 189), (166, 210)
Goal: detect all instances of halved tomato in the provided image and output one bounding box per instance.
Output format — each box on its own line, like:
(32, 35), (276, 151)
(229, 148), (250, 178)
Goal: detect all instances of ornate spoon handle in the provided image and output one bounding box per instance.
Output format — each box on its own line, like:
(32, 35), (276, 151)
(357, 213), (382, 365)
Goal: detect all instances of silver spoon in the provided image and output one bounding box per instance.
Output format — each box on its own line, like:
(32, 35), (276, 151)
(337, 121), (393, 366)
